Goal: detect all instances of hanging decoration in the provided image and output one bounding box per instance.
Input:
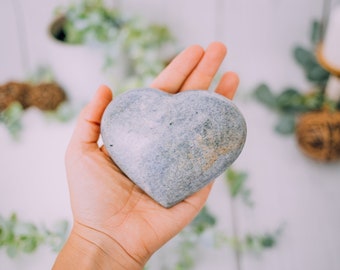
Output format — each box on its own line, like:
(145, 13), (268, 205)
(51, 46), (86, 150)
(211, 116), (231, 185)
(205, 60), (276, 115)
(296, 110), (340, 161)
(253, 18), (340, 162)
(0, 67), (76, 139)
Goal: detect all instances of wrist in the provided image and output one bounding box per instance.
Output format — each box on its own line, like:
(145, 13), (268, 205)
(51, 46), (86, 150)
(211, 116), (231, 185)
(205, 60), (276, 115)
(53, 222), (145, 270)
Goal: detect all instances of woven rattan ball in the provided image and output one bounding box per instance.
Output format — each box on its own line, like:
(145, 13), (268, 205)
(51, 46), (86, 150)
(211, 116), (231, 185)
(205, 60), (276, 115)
(296, 111), (340, 161)
(26, 83), (67, 111)
(0, 82), (31, 111)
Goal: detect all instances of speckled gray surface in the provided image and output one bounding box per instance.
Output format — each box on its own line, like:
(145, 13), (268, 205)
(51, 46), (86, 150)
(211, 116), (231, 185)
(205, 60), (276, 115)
(101, 88), (247, 208)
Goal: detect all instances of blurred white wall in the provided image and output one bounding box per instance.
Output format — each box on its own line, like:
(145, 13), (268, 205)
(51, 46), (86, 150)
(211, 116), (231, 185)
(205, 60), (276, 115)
(1, 0), (340, 270)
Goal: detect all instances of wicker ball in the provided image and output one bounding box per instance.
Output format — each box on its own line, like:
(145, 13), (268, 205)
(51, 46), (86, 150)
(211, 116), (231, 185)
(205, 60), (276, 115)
(0, 82), (31, 111)
(296, 111), (340, 161)
(26, 83), (67, 111)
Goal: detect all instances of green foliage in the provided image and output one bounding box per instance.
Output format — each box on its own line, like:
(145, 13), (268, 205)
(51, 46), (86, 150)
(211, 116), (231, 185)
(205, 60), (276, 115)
(153, 206), (217, 270)
(0, 213), (69, 258)
(216, 226), (283, 254)
(276, 88), (306, 112)
(189, 206), (216, 235)
(274, 114), (296, 135)
(243, 225), (284, 252)
(253, 84), (277, 109)
(54, 0), (175, 92)
(59, 0), (123, 45)
(44, 102), (79, 123)
(0, 102), (24, 140)
(27, 66), (56, 85)
(176, 207), (216, 269)
(28, 66), (78, 122)
(0, 66), (77, 140)
(293, 19), (329, 86)
(310, 20), (322, 46)
(221, 168), (284, 255)
(174, 236), (196, 270)
(150, 168), (282, 270)
(254, 84), (330, 114)
(253, 83), (338, 134)
(252, 20), (338, 135)
(293, 46), (329, 86)
(226, 168), (254, 207)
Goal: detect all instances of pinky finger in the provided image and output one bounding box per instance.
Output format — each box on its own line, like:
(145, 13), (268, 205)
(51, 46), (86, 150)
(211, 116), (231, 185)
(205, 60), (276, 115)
(214, 72), (240, 100)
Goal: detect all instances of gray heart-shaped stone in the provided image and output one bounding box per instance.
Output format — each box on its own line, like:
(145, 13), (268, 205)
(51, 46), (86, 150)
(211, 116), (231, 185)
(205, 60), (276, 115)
(101, 88), (246, 208)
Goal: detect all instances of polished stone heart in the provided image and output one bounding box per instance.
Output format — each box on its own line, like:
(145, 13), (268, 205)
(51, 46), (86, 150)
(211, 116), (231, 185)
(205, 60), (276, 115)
(101, 88), (247, 208)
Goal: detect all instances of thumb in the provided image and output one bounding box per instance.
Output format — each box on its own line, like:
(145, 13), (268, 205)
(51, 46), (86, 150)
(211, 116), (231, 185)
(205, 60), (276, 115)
(69, 85), (113, 151)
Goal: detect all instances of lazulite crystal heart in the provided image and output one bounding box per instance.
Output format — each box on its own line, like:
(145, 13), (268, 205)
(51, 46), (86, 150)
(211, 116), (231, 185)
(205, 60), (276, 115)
(101, 88), (247, 208)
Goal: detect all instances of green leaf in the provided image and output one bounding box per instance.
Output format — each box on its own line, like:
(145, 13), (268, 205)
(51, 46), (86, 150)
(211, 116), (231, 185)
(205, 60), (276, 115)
(0, 213), (69, 257)
(260, 234), (276, 248)
(190, 206), (216, 235)
(311, 20), (321, 45)
(253, 84), (277, 109)
(0, 219), (11, 245)
(276, 88), (305, 112)
(21, 237), (39, 253)
(303, 90), (324, 111)
(226, 168), (248, 198)
(44, 102), (77, 123)
(275, 114), (296, 134)
(0, 102), (23, 139)
(27, 66), (55, 84)
(13, 222), (38, 236)
(293, 46), (316, 67)
(293, 46), (329, 85)
(307, 65), (329, 84)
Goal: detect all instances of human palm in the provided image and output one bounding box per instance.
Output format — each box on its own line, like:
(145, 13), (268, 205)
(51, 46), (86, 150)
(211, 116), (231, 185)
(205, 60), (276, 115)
(57, 42), (239, 269)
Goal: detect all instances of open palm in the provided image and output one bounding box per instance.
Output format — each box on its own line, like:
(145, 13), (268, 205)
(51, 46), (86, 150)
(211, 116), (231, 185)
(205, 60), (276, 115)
(56, 42), (239, 270)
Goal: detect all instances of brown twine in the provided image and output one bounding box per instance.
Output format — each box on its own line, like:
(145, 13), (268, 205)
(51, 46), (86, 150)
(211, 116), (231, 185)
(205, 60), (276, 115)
(296, 111), (340, 161)
(0, 81), (67, 112)
(0, 82), (31, 111)
(25, 83), (67, 111)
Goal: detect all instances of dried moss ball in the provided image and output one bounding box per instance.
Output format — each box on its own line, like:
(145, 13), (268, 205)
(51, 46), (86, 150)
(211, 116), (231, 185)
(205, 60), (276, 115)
(0, 82), (31, 111)
(296, 111), (340, 161)
(26, 83), (67, 111)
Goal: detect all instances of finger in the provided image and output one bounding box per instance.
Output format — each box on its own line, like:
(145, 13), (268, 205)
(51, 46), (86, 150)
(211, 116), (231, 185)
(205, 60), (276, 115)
(214, 71), (240, 100)
(185, 182), (214, 208)
(171, 182), (214, 227)
(150, 45), (204, 94)
(180, 42), (227, 91)
(70, 85), (112, 148)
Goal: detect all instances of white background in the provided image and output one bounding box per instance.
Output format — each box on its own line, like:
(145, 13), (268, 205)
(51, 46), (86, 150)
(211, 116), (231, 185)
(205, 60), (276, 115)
(1, 0), (340, 269)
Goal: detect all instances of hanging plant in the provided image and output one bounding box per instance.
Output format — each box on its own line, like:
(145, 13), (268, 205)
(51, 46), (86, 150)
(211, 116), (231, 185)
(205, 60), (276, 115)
(0, 67), (77, 140)
(253, 84), (337, 134)
(253, 20), (340, 161)
(52, 0), (176, 93)
(253, 20), (335, 135)
(296, 110), (340, 161)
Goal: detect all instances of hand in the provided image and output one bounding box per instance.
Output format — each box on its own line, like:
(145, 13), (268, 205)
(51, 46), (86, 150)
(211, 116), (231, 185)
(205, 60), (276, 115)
(53, 42), (239, 270)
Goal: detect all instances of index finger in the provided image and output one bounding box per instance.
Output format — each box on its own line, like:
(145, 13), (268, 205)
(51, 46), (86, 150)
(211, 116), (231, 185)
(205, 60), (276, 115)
(150, 45), (204, 94)
(180, 42), (227, 91)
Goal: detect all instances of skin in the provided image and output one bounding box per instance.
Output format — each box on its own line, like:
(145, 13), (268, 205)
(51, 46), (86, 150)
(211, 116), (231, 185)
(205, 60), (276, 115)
(53, 42), (239, 270)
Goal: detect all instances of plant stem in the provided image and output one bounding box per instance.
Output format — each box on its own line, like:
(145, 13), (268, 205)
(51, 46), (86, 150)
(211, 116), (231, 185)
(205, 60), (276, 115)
(229, 196), (242, 270)
(11, 0), (30, 74)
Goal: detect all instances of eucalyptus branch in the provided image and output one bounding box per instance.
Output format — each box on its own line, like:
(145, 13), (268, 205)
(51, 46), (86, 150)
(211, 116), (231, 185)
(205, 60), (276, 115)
(0, 102), (23, 140)
(252, 20), (339, 135)
(0, 213), (69, 258)
(225, 167), (254, 207)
